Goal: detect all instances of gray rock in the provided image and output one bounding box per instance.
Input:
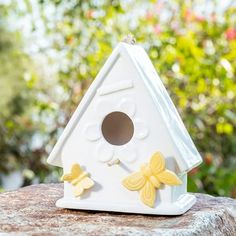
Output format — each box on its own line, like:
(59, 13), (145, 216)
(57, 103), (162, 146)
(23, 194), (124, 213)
(0, 183), (235, 235)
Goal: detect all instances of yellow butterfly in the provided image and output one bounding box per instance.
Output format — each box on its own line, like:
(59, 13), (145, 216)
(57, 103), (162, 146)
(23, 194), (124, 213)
(122, 152), (182, 208)
(62, 163), (94, 197)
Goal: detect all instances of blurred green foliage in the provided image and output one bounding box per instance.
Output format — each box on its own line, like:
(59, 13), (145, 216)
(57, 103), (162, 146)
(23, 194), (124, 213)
(0, 0), (236, 197)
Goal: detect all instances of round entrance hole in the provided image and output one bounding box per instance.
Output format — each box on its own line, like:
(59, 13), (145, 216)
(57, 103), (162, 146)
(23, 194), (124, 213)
(101, 112), (134, 146)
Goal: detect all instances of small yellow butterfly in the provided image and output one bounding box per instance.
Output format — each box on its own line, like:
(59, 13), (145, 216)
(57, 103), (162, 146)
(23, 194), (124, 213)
(62, 163), (94, 197)
(122, 152), (182, 208)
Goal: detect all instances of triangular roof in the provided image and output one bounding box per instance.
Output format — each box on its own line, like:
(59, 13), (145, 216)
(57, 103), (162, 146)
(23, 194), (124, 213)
(47, 42), (202, 173)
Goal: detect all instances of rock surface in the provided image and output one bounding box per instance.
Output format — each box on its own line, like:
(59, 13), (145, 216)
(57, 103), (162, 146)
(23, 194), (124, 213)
(0, 184), (235, 235)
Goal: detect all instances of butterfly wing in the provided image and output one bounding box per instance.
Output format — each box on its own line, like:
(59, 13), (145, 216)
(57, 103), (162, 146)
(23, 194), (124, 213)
(74, 177), (94, 197)
(156, 170), (182, 185)
(149, 152), (165, 175)
(61, 173), (73, 182)
(140, 181), (156, 208)
(74, 185), (84, 197)
(71, 164), (83, 179)
(122, 172), (146, 191)
(62, 163), (83, 182)
(149, 175), (161, 188)
(81, 177), (94, 189)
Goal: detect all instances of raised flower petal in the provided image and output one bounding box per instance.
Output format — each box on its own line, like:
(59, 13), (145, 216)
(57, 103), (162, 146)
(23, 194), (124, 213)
(95, 100), (113, 119)
(117, 143), (137, 163)
(96, 141), (114, 162)
(134, 119), (149, 139)
(85, 123), (101, 141)
(117, 98), (136, 118)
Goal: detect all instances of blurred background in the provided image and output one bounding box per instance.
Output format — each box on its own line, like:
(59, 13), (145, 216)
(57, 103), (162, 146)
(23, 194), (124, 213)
(0, 0), (235, 198)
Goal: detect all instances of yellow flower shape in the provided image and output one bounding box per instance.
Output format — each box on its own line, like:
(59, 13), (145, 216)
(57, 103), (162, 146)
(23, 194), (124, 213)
(122, 152), (182, 208)
(62, 163), (94, 197)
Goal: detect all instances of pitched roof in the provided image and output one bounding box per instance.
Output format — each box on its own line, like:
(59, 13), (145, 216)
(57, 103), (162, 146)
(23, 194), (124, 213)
(47, 42), (202, 172)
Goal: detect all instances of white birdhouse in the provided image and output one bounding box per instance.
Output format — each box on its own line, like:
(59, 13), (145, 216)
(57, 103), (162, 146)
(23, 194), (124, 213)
(47, 41), (202, 215)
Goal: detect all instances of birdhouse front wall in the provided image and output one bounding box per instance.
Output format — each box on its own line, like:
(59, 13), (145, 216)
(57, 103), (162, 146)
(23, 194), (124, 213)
(60, 52), (186, 211)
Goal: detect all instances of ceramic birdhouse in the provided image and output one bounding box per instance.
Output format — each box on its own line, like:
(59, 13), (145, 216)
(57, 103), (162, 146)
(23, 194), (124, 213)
(47, 41), (202, 215)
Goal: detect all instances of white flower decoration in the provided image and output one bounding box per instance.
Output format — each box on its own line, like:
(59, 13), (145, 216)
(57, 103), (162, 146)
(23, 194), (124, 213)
(84, 98), (149, 164)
